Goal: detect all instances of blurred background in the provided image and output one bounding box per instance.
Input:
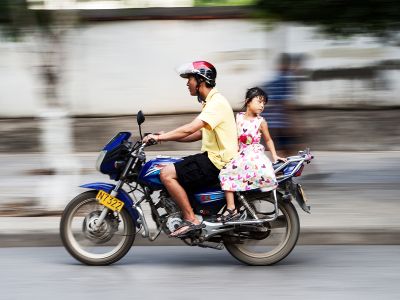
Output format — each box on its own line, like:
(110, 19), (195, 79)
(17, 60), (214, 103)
(0, 0), (399, 240)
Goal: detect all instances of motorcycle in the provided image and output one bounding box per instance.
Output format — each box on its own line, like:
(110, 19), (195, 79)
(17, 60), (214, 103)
(60, 111), (313, 266)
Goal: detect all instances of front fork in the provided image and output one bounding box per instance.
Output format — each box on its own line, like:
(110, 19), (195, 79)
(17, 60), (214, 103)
(94, 180), (161, 241)
(94, 181), (124, 230)
(95, 155), (138, 229)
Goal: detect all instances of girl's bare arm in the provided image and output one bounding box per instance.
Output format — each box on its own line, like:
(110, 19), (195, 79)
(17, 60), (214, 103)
(260, 120), (286, 162)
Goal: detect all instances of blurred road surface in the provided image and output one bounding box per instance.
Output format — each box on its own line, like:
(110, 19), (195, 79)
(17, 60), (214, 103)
(1, 246), (399, 300)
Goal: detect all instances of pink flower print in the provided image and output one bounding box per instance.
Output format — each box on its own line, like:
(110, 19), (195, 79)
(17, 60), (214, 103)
(246, 173), (251, 179)
(237, 174), (242, 180)
(239, 134), (253, 145)
(245, 165), (250, 170)
(232, 183), (237, 189)
(229, 176), (235, 181)
(221, 177), (227, 182)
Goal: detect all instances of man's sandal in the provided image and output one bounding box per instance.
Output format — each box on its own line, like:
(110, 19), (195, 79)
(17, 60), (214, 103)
(169, 220), (204, 238)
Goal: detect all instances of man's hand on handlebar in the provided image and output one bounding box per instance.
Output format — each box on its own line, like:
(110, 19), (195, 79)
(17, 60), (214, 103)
(142, 133), (159, 145)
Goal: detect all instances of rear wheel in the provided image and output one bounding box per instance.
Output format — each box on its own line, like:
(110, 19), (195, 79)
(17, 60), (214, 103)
(224, 195), (300, 266)
(60, 190), (136, 265)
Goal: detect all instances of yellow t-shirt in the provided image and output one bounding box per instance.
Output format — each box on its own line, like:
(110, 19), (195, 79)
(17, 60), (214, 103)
(197, 88), (238, 170)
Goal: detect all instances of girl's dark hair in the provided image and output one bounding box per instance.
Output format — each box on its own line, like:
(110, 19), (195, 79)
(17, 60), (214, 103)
(243, 87), (268, 109)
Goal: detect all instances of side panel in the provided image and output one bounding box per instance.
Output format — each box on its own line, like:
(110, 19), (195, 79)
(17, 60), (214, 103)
(191, 188), (226, 216)
(80, 182), (140, 227)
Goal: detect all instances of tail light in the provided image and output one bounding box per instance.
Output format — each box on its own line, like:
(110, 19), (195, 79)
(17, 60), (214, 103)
(294, 165), (304, 177)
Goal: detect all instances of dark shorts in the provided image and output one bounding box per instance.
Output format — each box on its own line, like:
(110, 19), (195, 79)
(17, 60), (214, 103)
(174, 152), (220, 192)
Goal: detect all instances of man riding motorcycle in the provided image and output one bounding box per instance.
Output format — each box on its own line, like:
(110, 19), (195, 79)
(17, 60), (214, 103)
(143, 61), (238, 237)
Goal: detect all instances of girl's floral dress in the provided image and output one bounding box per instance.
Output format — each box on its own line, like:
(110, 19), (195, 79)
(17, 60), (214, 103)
(219, 112), (277, 192)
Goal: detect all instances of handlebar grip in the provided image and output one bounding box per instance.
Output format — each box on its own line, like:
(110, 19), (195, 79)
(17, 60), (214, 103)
(146, 138), (158, 146)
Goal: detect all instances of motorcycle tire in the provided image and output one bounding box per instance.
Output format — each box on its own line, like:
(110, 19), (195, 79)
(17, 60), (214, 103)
(60, 190), (136, 266)
(224, 197), (300, 266)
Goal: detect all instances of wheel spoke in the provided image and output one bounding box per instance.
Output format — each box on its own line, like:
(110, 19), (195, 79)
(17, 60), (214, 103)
(269, 215), (287, 229)
(61, 191), (135, 265)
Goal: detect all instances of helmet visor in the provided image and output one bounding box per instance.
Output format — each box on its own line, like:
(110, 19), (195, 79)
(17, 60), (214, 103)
(176, 62), (200, 78)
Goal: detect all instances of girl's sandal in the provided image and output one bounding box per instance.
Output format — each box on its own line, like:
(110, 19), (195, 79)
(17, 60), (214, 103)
(217, 208), (240, 223)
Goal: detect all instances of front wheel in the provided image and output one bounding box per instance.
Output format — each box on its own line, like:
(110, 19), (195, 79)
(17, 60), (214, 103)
(60, 190), (136, 265)
(224, 195), (300, 266)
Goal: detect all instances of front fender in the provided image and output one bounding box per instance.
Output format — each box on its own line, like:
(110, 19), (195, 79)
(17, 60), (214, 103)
(80, 182), (140, 227)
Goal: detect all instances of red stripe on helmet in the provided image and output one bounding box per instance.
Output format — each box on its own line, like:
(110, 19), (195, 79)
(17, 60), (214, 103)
(193, 61), (214, 70)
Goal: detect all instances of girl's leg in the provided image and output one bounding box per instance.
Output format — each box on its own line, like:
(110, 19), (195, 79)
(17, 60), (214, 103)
(225, 191), (236, 210)
(218, 191), (240, 222)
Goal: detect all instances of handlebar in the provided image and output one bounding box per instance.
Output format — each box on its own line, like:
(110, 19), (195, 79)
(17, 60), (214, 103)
(145, 138), (158, 146)
(142, 133), (159, 146)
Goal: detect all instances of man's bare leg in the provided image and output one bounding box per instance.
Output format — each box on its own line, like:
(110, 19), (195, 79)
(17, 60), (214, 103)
(159, 165), (200, 235)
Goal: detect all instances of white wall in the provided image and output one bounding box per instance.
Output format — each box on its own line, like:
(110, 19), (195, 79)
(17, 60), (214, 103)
(1, 20), (399, 117)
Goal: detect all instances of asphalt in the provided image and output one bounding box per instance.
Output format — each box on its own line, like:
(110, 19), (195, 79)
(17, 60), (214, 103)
(0, 150), (399, 247)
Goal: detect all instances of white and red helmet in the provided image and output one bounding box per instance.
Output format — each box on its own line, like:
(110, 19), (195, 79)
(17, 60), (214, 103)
(177, 61), (217, 87)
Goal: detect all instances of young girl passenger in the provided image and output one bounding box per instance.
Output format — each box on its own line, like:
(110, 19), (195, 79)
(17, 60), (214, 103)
(218, 87), (286, 222)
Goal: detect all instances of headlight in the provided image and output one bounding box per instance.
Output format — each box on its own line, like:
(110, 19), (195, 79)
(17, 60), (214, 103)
(95, 150), (107, 172)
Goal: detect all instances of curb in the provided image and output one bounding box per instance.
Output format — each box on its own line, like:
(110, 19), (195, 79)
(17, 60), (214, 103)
(297, 228), (400, 245)
(1, 229), (399, 247)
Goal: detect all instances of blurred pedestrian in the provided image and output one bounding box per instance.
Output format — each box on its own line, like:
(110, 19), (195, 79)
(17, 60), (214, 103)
(261, 53), (299, 156)
(218, 87), (286, 222)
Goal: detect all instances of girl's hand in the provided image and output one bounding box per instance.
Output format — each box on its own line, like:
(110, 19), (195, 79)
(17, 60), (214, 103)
(273, 156), (287, 163)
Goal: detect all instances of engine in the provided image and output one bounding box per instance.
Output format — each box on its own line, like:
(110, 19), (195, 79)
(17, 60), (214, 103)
(158, 190), (183, 233)
(159, 190), (180, 214)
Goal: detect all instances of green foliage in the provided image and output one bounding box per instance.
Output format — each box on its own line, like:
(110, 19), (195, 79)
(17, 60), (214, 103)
(194, 0), (256, 6)
(0, 1), (78, 40)
(0, 0), (30, 40)
(255, 0), (400, 39)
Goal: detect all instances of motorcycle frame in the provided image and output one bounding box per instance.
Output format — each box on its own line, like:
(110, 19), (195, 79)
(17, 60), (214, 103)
(80, 142), (311, 242)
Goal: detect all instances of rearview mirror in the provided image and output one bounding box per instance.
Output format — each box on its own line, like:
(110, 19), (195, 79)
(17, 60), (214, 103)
(137, 110), (145, 125)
